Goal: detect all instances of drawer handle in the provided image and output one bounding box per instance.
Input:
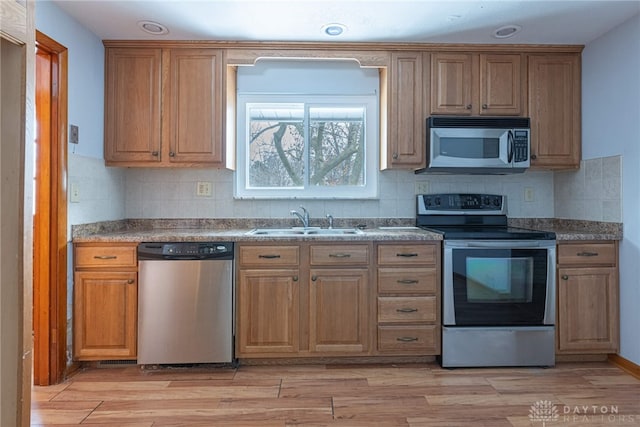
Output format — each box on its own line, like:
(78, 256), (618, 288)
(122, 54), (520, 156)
(396, 308), (418, 313)
(577, 251), (599, 257)
(93, 255), (117, 260)
(329, 253), (351, 258)
(258, 254), (281, 259)
(396, 253), (418, 258)
(561, 275), (569, 280)
(397, 279), (419, 284)
(396, 336), (419, 342)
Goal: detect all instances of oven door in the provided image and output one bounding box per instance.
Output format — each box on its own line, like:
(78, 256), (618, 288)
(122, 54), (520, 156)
(443, 240), (556, 326)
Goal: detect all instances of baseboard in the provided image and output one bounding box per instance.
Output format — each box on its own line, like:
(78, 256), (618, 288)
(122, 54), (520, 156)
(608, 354), (640, 379)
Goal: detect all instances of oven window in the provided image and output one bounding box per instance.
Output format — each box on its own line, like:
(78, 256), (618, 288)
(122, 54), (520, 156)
(450, 248), (549, 326)
(466, 257), (533, 303)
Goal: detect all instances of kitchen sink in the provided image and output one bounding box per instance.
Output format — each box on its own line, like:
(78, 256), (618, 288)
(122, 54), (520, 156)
(246, 227), (363, 236)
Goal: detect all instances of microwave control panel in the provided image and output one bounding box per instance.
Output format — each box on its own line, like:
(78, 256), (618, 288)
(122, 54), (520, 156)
(512, 130), (529, 163)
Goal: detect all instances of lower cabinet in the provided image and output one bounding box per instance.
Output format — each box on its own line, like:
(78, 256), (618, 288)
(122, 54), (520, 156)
(236, 242), (372, 358)
(375, 242), (441, 355)
(237, 268), (300, 355)
(556, 241), (619, 354)
(73, 243), (138, 360)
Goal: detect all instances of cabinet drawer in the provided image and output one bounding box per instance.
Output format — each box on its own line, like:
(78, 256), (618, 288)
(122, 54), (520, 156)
(558, 242), (616, 266)
(378, 325), (439, 353)
(310, 244), (369, 265)
(74, 244), (137, 268)
(378, 268), (437, 294)
(239, 245), (299, 267)
(377, 244), (437, 265)
(378, 296), (437, 323)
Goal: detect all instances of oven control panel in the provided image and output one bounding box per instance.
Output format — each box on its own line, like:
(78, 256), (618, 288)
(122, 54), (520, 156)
(417, 193), (506, 215)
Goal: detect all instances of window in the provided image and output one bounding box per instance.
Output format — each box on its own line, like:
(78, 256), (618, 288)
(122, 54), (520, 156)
(235, 61), (378, 199)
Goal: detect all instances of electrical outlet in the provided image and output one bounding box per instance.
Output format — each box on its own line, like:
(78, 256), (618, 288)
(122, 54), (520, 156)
(524, 187), (535, 202)
(70, 183), (80, 203)
(415, 181), (430, 194)
(196, 181), (213, 197)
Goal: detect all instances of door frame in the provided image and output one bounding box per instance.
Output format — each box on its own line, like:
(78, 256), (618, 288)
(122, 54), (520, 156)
(33, 30), (68, 385)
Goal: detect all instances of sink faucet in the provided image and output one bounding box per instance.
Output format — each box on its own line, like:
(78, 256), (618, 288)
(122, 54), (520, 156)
(290, 206), (310, 228)
(326, 214), (334, 229)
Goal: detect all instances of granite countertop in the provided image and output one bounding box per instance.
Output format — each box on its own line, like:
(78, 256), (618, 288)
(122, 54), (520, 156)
(72, 219), (443, 243)
(72, 218), (622, 243)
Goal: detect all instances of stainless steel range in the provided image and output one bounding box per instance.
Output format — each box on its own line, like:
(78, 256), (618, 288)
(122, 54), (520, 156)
(416, 193), (556, 367)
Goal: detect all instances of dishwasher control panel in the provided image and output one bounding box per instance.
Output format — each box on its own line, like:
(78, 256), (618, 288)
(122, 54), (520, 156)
(138, 242), (234, 260)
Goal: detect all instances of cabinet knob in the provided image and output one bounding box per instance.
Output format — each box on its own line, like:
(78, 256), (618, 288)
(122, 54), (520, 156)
(151, 151), (159, 157)
(127, 279), (134, 284)
(531, 154), (537, 160)
(482, 104), (488, 109)
(293, 276), (298, 282)
(561, 275), (569, 280)
(169, 151), (175, 157)
(311, 275), (317, 281)
(392, 152), (398, 160)
(466, 104), (472, 110)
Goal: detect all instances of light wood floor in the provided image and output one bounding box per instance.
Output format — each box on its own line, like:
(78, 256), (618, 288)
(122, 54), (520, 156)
(31, 361), (640, 426)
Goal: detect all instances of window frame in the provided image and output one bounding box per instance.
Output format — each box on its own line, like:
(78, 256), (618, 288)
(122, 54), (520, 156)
(235, 93), (378, 199)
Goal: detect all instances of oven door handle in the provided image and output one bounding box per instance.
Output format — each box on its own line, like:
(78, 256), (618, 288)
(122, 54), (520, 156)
(447, 241), (543, 249)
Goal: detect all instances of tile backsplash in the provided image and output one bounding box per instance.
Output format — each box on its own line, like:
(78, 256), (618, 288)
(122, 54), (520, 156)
(68, 154), (622, 225)
(554, 155), (622, 222)
(123, 168), (555, 219)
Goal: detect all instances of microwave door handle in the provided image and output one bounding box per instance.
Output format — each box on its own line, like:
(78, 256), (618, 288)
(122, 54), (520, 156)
(507, 130), (515, 163)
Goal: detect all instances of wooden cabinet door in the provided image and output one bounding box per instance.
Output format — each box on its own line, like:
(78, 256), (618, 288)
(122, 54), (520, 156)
(528, 54), (581, 169)
(480, 54), (523, 115)
(236, 269), (300, 355)
(309, 268), (370, 354)
(166, 48), (224, 165)
(385, 51), (424, 168)
(73, 271), (137, 360)
(105, 48), (162, 164)
(557, 267), (619, 353)
(430, 53), (473, 115)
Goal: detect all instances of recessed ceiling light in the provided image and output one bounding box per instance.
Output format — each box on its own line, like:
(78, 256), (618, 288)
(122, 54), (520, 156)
(322, 23), (347, 37)
(493, 25), (522, 39)
(138, 20), (169, 35)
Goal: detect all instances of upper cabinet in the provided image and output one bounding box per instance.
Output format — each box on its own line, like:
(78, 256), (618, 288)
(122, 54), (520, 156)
(104, 45), (224, 167)
(430, 53), (524, 116)
(383, 51), (426, 169)
(527, 54), (581, 169)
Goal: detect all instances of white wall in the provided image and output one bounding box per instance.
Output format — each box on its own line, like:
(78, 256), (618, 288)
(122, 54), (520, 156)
(36, 1), (126, 235)
(582, 13), (640, 365)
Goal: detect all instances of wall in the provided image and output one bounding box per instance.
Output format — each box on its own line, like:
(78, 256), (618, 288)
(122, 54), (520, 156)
(36, 0), (127, 236)
(581, 13), (640, 365)
(36, 1), (126, 369)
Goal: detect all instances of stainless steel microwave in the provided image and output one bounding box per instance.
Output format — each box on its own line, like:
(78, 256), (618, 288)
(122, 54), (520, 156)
(416, 116), (531, 174)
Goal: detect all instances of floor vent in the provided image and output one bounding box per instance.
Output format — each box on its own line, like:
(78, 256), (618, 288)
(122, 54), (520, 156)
(97, 360), (138, 368)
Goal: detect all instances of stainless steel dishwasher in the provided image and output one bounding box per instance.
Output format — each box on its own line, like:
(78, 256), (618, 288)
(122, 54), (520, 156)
(137, 242), (234, 365)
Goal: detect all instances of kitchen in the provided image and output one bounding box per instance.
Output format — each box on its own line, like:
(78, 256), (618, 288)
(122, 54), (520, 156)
(2, 0), (640, 425)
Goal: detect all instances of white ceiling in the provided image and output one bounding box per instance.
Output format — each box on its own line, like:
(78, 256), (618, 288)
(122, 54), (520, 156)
(51, 0), (640, 45)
